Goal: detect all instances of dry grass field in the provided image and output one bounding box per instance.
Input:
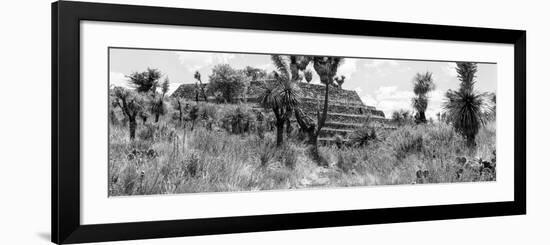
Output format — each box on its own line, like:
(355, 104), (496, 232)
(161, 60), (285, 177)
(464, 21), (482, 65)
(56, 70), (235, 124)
(108, 102), (496, 196)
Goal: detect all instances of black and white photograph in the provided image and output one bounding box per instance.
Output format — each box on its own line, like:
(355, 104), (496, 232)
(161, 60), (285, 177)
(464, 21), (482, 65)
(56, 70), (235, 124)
(108, 48), (497, 196)
(5, 0), (547, 244)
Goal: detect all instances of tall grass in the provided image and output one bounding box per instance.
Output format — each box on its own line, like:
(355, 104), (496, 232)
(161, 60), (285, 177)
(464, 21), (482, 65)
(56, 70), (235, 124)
(109, 102), (496, 196)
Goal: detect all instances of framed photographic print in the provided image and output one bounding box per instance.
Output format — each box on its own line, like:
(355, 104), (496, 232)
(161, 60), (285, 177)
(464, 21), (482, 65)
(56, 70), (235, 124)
(52, 1), (526, 244)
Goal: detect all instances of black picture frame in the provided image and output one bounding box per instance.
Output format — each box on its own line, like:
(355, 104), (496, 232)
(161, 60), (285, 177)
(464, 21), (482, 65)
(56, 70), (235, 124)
(52, 1), (526, 244)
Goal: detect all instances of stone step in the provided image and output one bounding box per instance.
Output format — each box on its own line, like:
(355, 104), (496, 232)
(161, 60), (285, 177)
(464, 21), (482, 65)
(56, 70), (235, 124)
(319, 128), (354, 138)
(324, 121), (364, 130)
(318, 137), (350, 146)
(301, 112), (385, 124)
(300, 97), (365, 107)
(300, 101), (382, 116)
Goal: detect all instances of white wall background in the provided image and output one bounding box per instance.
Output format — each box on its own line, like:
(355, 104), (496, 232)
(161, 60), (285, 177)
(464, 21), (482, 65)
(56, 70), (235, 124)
(0, 0), (547, 244)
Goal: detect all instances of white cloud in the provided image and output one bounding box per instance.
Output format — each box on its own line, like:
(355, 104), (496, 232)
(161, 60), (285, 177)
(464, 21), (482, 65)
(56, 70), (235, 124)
(425, 89), (446, 120)
(363, 59), (399, 68)
(354, 87), (363, 95)
(359, 86), (413, 116)
(366, 87), (445, 120)
(109, 72), (128, 88)
(363, 59), (405, 77)
(336, 59), (359, 80)
(175, 52), (236, 72)
(443, 62), (458, 78)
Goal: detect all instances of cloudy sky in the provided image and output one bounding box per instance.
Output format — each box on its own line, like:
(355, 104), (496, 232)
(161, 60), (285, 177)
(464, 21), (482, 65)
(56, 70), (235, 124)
(109, 48), (496, 119)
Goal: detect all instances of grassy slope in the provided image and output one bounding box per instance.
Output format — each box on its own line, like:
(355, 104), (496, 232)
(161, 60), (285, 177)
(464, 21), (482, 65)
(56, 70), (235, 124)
(108, 103), (496, 196)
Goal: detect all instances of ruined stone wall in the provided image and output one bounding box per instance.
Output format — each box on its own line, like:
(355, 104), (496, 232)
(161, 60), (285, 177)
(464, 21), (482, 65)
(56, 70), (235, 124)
(171, 83), (210, 101)
(171, 79), (385, 118)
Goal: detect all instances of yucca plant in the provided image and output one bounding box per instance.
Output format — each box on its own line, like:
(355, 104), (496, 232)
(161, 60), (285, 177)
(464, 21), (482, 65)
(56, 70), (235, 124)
(259, 55), (301, 146)
(110, 86), (146, 140)
(303, 69), (313, 83)
(443, 62), (492, 148)
(193, 71), (208, 102)
(411, 72), (435, 124)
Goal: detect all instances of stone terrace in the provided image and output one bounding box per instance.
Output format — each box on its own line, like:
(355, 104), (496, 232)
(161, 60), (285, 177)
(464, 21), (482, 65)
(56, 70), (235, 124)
(172, 80), (388, 143)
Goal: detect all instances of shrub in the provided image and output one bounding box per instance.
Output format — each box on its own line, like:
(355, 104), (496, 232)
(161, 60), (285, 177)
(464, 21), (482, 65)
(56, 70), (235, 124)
(388, 126), (424, 160)
(258, 141), (277, 167)
(350, 126), (377, 147)
(336, 152), (357, 173)
(138, 123), (156, 141)
(221, 105), (255, 134)
(208, 64), (248, 103)
(184, 152), (201, 178)
(281, 145), (299, 169)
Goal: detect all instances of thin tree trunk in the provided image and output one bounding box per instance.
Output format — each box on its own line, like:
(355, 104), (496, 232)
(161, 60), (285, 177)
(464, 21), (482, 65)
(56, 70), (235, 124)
(285, 118), (292, 136)
(319, 80), (330, 129)
(155, 113), (160, 123)
(129, 118), (137, 140)
(276, 120), (284, 147)
(466, 136), (476, 149)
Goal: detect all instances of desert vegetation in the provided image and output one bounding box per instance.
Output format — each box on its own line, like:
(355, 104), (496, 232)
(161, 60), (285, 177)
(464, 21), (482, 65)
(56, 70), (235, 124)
(108, 55), (496, 196)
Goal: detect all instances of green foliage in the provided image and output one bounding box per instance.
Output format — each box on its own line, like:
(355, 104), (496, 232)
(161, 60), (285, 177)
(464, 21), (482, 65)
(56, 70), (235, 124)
(207, 64), (247, 103)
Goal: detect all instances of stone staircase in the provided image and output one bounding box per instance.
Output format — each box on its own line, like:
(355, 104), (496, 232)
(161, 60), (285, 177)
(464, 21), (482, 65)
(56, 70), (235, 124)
(172, 79), (390, 144)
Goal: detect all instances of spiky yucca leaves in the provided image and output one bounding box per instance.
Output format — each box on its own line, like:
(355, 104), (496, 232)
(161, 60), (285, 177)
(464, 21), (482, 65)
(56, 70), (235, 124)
(150, 97), (166, 123)
(334, 75), (346, 88)
(259, 55), (302, 146)
(455, 62), (478, 92)
(313, 56), (343, 85)
(444, 62), (492, 148)
(444, 90), (490, 148)
(411, 72), (435, 124)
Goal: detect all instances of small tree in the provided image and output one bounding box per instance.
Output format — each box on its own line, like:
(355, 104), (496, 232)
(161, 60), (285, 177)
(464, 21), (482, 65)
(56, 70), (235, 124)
(127, 68), (162, 123)
(259, 55), (300, 146)
(412, 72), (435, 124)
(150, 78), (170, 122)
(334, 75), (346, 89)
(391, 110), (404, 126)
(127, 68), (162, 93)
(111, 87), (145, 140)
(208, 64), (247, 103)
(243, 66), (268, 81)
(303, 69), (313, 83)
(194, 71), (208, 102)
(443, 62), (491, 148)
